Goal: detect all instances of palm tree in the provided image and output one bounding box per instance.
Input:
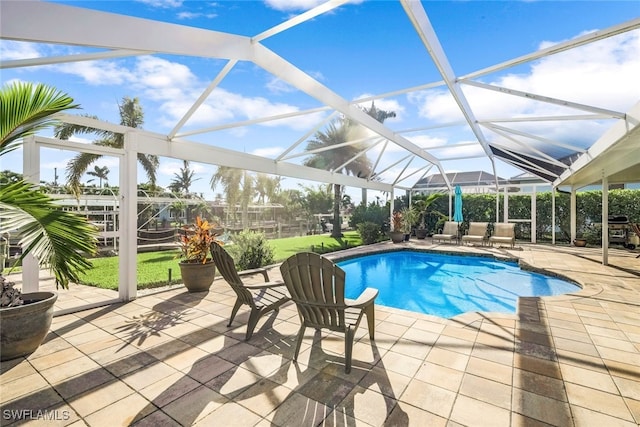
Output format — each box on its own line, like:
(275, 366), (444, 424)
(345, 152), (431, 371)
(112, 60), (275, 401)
(210, 166), (242, 225)
(210, 167), (255, 228)
(304, 102), (394, 238)
(0, 81), (97, 289)
(55, 96), (159, 194)
(86, 165), (110, 188)
(168, 160), (199, 195)
(255, 173), (282, 204)
(304, 119), (362, 237)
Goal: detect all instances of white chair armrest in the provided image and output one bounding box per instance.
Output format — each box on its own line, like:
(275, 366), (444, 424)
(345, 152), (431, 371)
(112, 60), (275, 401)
(346, 287), (378, 308)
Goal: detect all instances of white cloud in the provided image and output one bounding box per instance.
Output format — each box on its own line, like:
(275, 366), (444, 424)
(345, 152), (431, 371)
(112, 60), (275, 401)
(49, 53), (325, 133)
(406, 30), (640, 158)
(56, 61), (133, 86)
(177, 11), (218, 20)
(266, 77), (297, 94)
(0, 40), (41, 61)
(135, 0), (183, 8)
(264, 0), (363, 12)
(409, 30), (640, 123)
(263, 0), (327, 12)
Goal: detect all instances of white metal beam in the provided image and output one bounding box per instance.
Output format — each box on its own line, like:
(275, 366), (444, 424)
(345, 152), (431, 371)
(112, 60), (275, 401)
(332, 139), (385, 173)
(400, 0), (494, 163)
(462, 80), (626, 119)
(484, 122), (587, 154)
(392, 157), (415, 186)
(478, 114), (615, 123)
(281, 135), (378, 161)
(177, 105), (330, 138)
(0, 1), (254, 61)
(253, 0), (350, 42)
(136, 134), (394, 192)
(275, 112), (339, 161)
(250, 43), (450, 187)
(169, 60), (238, 139)
(371, 154), (414, 180)
(0, 49), (150, 69)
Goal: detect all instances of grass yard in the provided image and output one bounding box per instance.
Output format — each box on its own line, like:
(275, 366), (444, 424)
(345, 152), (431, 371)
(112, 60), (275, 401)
(79, 231), (363, 290)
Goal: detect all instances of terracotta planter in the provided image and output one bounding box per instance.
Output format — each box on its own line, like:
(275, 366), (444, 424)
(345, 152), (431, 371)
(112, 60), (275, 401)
(0, 291), (57, 361)
(179, 261), (216, 292)
(573, 239), (587, 247)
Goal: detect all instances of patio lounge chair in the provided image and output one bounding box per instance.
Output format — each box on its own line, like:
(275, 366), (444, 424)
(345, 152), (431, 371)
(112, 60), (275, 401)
(210, 243), (290, 340)
(489, 223), (516, 248)
(279, 252), (379, 373)
(461, 222), (489, 246)
(432, 221), (459, 244)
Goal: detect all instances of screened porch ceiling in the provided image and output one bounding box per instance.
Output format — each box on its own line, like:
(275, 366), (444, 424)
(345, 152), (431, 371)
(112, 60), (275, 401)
(2, 1), (640, 194)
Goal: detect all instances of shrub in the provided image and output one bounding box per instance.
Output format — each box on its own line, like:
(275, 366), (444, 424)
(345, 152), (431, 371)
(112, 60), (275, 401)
(349, 203), (389, 231)
(226, 230), (275, 270)
(357, 221), (382, 244)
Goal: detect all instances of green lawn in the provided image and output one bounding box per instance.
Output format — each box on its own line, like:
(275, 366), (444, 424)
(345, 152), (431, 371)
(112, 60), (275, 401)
(79, 231), (363, 290)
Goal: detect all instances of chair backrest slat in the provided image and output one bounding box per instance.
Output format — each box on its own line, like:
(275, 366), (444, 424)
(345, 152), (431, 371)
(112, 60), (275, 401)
(280, 252), (347, 330)
(210, 243), (253, 306)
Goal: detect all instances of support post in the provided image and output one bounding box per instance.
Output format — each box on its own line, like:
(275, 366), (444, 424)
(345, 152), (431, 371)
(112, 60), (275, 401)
(503, 187), (509, 224)
(531, 185), (537, 244)
(551, 188), (556, 245)
(21, 136), (40, 293)
(118, 133), (138, 301)
(389, 188), (394, 226)
(495, 188), (500, 223)
(602, 172), (609, 266)
(570, 187), (577, 243)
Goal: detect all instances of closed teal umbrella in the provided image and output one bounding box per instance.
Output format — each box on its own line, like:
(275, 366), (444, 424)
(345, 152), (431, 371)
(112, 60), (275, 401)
(454, 185), (463, 222)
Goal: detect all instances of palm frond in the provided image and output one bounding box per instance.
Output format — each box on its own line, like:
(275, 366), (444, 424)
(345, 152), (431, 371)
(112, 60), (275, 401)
(1, 82), (79, 156)
(0, 180), (98, 289)
(65, 151), (102, 196)
(138, 154), (159, 186)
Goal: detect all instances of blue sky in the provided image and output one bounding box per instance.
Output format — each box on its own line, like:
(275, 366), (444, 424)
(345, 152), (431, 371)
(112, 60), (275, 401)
(1, 0), (639, 202)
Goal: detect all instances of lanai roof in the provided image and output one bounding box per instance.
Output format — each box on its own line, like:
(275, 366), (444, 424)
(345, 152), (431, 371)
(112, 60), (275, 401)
(1, 1), (639, 194)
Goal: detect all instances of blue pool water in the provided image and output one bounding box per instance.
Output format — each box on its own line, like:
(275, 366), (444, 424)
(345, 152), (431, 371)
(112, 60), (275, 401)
(337, 251), (580, 318)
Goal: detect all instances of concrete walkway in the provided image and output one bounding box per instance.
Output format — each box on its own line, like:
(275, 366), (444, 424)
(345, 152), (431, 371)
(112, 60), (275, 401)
(1, 241), (639, 426)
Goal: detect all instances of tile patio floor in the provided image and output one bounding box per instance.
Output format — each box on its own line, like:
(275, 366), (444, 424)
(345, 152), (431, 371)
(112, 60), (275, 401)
(1, 240), (639, 426)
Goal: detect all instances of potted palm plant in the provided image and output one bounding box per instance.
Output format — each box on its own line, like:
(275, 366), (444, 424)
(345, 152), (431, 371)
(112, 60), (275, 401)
(414, 194), (440, 239)
(0, 81), (98, 361)
(401, 206), (419, 241)
(178, 216), (220, 292)
(389, 211), (404, 244)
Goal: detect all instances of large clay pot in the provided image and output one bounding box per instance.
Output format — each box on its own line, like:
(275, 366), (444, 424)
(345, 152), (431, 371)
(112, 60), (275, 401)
(415, 229), (428, 239)
(0, 291), (57, 361)
(573, 239), (587, 247)
(390, 231), (404, 244)
(179, 261), (216, 292)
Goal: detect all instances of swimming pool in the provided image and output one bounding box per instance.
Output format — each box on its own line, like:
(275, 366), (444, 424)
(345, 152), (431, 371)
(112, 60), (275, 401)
(336, 251), (580, 318)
